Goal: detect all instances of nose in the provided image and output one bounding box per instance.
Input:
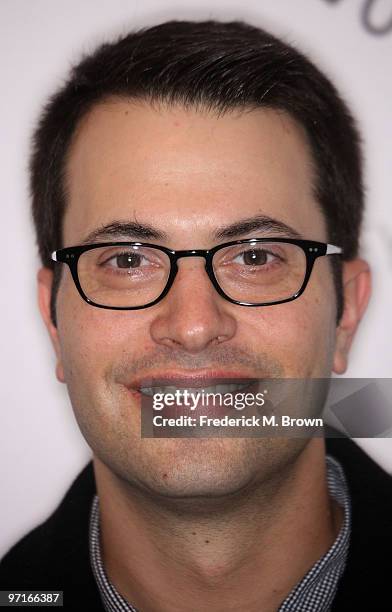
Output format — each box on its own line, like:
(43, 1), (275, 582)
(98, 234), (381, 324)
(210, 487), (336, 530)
(149, 258), (237, 353)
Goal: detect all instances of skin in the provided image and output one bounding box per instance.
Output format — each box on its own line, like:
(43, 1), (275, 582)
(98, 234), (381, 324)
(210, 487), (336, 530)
(38, 100), (371, 611)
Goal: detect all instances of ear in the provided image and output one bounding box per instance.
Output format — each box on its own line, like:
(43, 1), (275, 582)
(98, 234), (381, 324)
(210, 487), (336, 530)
(37, 267), (65, 383)
(333, 259), (371, 374)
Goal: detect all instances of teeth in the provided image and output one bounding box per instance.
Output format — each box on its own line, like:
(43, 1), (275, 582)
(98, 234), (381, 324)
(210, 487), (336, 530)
(140, 383), (251, 397)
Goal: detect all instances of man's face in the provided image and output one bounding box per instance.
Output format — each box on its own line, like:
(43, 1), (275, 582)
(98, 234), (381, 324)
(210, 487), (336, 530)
(41, 100), (343, 496)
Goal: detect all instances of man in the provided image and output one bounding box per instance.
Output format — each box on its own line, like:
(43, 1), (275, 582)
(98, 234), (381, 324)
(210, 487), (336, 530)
(0, 19), (390, 611)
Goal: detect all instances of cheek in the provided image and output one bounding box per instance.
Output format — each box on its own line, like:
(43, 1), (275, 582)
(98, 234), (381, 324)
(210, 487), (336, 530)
(58, 269), (149, 334)
(54, 281), (150, 452)
(55, 277), (149, 391)
(242, 277), (337, 377)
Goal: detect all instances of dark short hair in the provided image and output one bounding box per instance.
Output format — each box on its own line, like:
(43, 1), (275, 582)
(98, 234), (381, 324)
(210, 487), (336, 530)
(30, 20), (364, 325)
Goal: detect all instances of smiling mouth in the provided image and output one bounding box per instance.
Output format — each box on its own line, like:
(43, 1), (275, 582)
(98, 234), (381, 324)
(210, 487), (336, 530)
(136, 378), (263, 418)
(139, 381), (255, 397)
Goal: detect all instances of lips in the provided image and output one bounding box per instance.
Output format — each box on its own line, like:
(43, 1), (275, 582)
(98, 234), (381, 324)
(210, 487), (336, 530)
(126, 375), (263, 424)
(127, 375), (261, 411)
(124, 370), (262, 393)
(139, 381), (254, 397)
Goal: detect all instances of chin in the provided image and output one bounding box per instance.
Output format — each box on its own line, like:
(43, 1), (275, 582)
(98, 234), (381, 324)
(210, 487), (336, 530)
(114, 437), (288, 501)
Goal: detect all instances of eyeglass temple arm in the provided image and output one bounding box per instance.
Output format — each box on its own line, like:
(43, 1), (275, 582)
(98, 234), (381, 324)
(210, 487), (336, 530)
(326, 244), (343, 255)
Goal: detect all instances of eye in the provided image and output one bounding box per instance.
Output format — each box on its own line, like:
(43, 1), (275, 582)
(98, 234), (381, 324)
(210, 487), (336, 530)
(234, 248), (276, 266)
(110, 252), (145, 268)
(99, 250), (154, 270)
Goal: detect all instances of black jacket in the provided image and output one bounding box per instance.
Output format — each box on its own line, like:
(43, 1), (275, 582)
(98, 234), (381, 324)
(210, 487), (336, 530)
(1, 435), (391, 611)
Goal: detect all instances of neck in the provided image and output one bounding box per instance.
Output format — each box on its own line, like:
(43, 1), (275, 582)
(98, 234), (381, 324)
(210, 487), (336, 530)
(93, 439), (342, 612)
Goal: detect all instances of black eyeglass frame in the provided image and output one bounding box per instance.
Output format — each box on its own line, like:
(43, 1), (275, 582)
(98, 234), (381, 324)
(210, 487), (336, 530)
(51, 238), (342, 310)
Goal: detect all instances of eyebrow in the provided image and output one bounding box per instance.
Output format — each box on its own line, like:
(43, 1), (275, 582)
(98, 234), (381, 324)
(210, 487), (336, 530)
(213, 215), (302, 240)
(81, 215), (302, 246)
(81, 221), (168, 244)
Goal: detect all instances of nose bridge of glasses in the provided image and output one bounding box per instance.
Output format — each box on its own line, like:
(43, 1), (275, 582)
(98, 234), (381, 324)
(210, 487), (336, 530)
(172, 249), (210, 266)
(174, 249), (209, 258)
(171, 250), (214, 293)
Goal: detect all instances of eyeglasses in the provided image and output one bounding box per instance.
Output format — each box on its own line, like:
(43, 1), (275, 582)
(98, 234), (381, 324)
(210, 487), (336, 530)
(51, 238), (342, 310)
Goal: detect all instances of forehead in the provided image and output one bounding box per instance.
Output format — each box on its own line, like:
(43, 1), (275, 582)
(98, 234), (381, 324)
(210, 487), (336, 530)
(63, 99), (326, 245)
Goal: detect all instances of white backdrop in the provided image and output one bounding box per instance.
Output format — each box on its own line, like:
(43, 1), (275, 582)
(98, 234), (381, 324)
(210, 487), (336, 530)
(1, 0), (391, 558)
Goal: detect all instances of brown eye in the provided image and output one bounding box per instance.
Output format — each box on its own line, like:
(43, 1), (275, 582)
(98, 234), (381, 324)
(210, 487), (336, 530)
(115, 253), (142, 268)
(242, 249), (268, 265)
